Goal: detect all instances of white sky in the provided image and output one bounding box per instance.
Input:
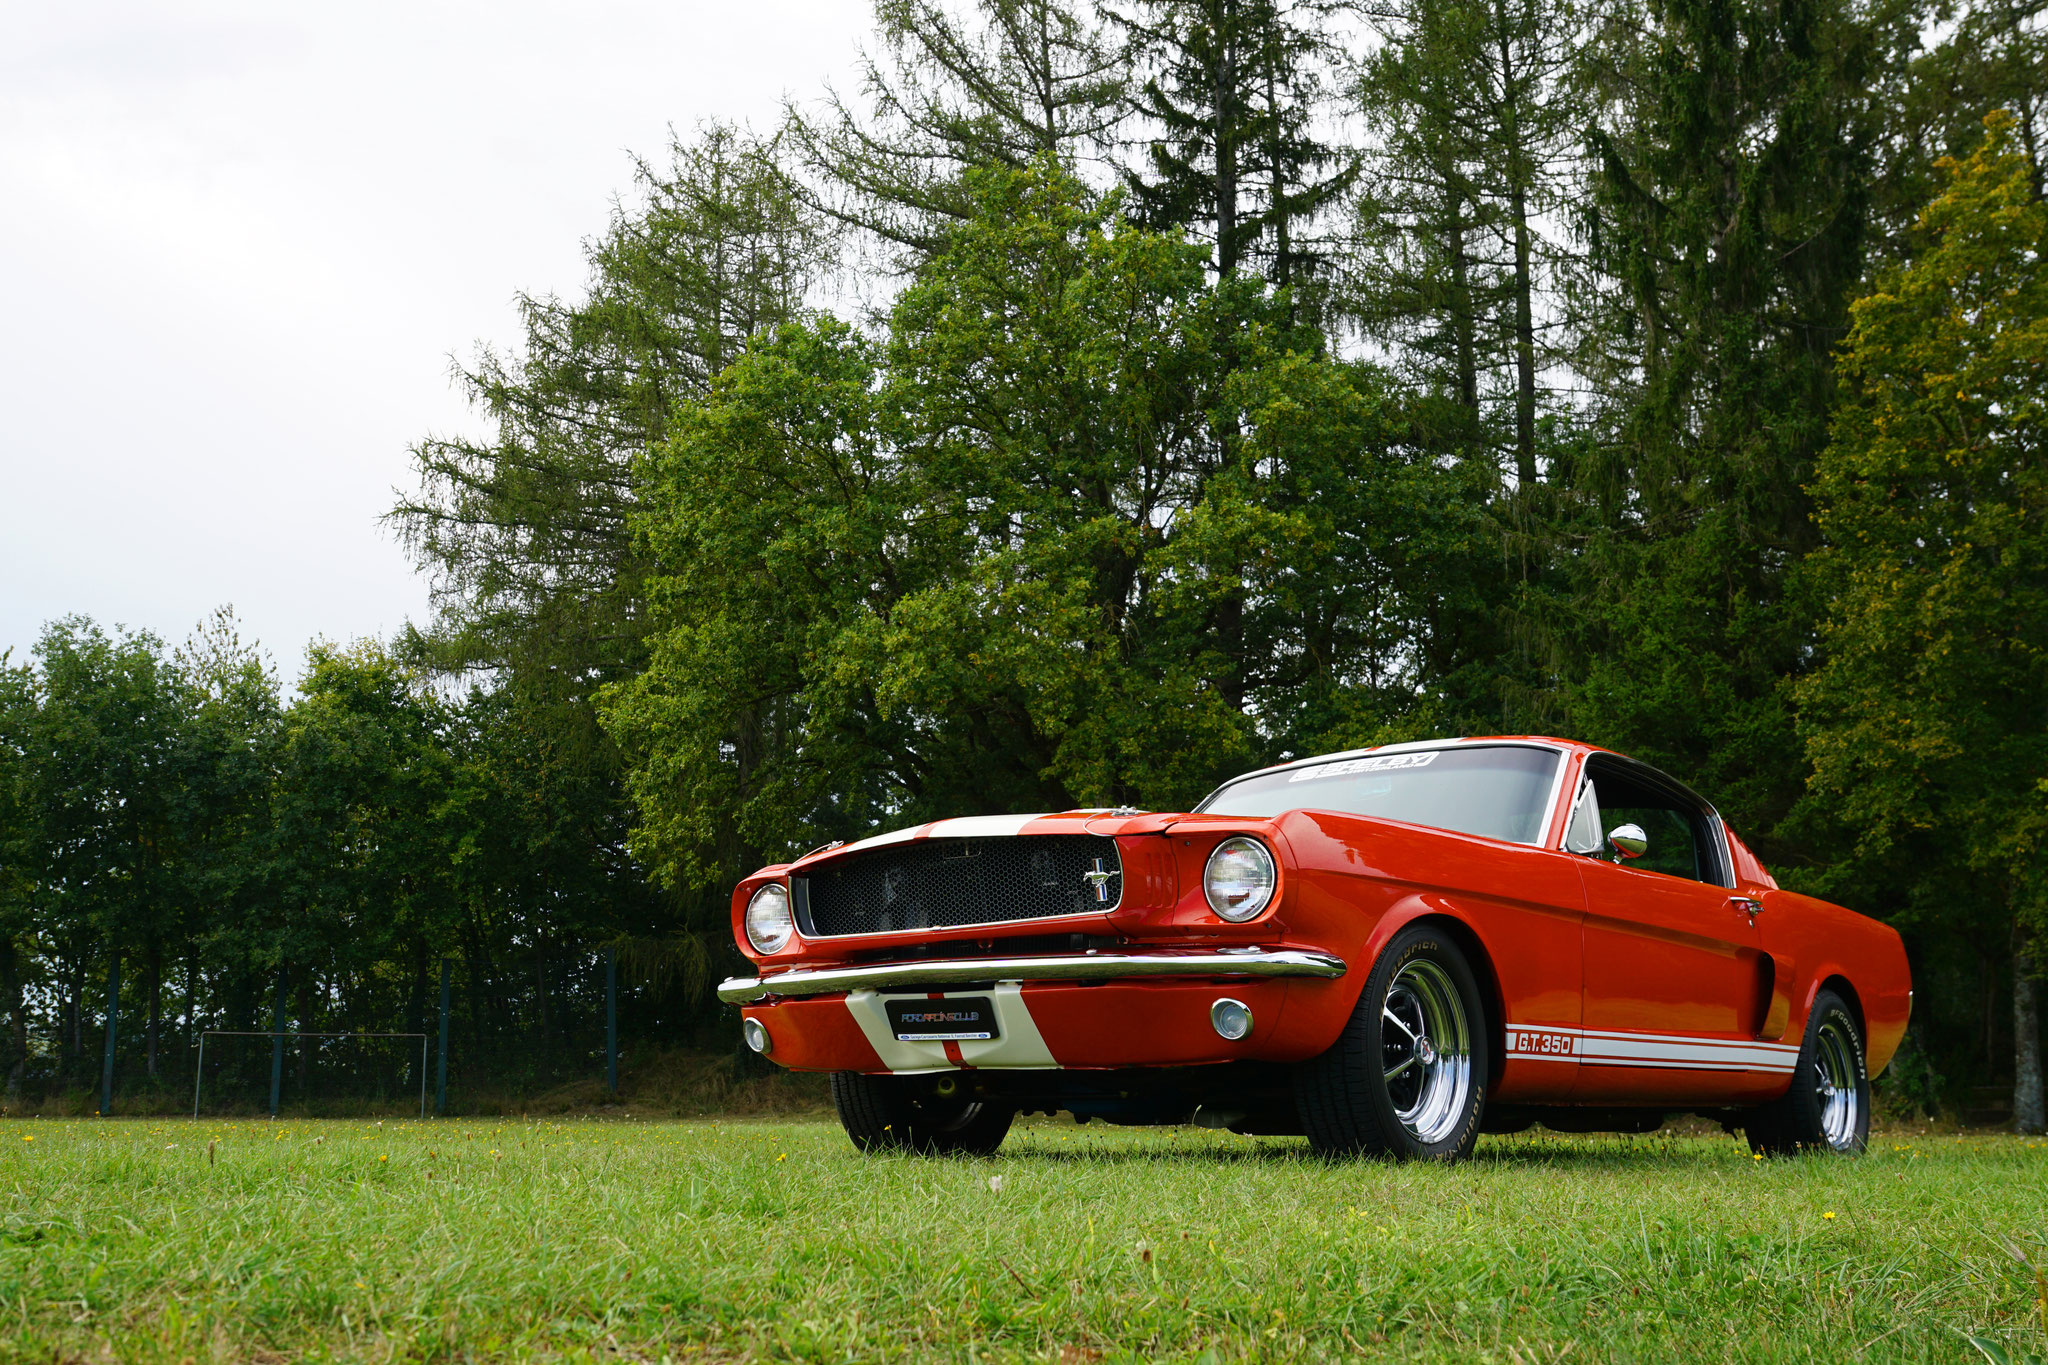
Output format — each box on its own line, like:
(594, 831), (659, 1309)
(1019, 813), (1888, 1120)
(0, 0), (868, 682)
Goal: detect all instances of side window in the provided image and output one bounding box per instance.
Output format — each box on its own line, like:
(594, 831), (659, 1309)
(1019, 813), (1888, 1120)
(1586, 762), (1724, 885)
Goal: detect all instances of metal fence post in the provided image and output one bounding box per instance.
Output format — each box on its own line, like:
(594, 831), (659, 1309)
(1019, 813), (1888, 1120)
(99, 955), (121, 1117)
(268, 965), (286, 1119)
(436, 958), (451, 1117)
(605, 947), (618, 1097)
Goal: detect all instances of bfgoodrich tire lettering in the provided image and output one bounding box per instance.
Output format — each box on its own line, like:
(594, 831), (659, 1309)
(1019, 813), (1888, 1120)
(830, 1072), (1015, 1155)
(1743, 988), (1870, 1156)
(1296, 925), (1488, 1161)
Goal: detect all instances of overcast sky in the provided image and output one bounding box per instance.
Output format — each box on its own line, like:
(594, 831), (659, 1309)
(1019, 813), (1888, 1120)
(1, 0), (867, 682)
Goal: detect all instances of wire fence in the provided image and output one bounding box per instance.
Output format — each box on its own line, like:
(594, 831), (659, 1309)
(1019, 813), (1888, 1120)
(7, 940), (738, 1116)
(192, 1031), (428, 1119)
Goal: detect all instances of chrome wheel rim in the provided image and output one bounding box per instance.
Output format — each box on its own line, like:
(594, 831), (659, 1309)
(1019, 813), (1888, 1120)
(1380, 959), (1473, 1145)
(1814, 1015), (1863, 1150)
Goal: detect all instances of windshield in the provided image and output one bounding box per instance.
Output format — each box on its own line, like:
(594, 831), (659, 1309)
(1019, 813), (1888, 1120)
(1196, 745), (1563, 845)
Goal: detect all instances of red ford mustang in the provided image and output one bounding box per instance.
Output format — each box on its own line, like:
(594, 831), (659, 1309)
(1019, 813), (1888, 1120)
(719, 737), (1911, 1160)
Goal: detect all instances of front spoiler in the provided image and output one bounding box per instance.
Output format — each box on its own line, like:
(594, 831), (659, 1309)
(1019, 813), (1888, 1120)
(717, 947), (1348, 1005)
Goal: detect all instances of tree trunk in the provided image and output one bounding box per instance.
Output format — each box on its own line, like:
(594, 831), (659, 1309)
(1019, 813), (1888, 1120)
(146, 947), (161, 1080)
(2016, 944), (2044, 1134)
(1264, 43), (1289, 291)
(1213, 0), (1238, 278)
(67, 962), (82, 1075)
(0, 939), (21, 1105)
(1447, 186), (1478, 414)
(1509, 185), (1538, 486)
(1496, 23), (1538, 488)
(298, 979), (315, 1097)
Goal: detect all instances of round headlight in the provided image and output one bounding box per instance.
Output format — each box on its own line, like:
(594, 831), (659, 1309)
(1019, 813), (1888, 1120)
(744, 883), (794, 953)
(1203, 837), (1276, 922)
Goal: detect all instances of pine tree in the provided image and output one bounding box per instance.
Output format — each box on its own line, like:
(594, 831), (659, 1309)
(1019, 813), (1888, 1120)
(1558, 0), (1886, 847)
(1115, 0), (1357, 288)
(1351, 0), (1590, 485)
(787, 0), (1129, 255)
(391, 123), (829, 690)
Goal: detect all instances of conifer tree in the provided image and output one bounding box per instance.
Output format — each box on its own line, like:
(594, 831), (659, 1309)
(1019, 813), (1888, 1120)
(1115, 0), (1357, 288)
(1351, 0), (1589, 485)
(788, 0), (1129, 255)
(1559, 0), (1885, 845)
(392, 124), (829, 691)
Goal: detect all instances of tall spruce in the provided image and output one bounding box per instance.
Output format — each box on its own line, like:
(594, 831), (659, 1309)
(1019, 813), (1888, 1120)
(1115, 0), (1357, 287)
(1560, 0), (1886, 852)
(391, 124), (830, 694)
(788, 0), (1129, 256)
(1351, 0), (1590, 486)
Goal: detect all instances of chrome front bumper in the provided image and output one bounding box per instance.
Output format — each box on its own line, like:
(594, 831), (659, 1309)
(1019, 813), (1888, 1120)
(717, 947), (1348, 1005)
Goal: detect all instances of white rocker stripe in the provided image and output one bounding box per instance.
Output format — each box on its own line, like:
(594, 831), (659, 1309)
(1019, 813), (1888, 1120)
(1506, 1023), (1800, 1074)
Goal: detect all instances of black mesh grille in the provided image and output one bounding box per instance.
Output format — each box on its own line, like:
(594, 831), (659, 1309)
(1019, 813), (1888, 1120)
(799, 835), (1122, 937)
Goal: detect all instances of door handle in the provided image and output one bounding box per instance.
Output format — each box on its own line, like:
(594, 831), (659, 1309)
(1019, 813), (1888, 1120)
(1729, 896), (1762, 923)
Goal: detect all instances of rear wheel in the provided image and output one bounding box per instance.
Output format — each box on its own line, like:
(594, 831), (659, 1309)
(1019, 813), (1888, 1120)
(1743, 989), (1869, 1155)
(831, 1072), (1015, 1155)
(1296, 925), (1488, 1160)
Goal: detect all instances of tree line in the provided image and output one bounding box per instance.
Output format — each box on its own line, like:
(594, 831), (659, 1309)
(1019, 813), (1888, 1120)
(0, 614), (693, 1107)
(6, 0), (2043, 1120)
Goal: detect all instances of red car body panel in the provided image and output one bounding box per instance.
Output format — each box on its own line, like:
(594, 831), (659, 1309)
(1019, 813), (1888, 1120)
(725, 738), (1911, 1115)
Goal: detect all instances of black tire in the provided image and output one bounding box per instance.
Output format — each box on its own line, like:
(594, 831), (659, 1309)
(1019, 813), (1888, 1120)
(1295, 925), (1488, 1160)
(1743, 989), (1870, 1156)
(830, 1072), (1016, 1155)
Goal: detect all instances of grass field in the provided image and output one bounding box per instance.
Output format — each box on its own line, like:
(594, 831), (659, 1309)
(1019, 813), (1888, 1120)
(1, 1116), (2044, 1363)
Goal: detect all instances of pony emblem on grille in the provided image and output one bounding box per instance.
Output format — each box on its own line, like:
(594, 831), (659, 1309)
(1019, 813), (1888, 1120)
(1082, 858), (1120, 903)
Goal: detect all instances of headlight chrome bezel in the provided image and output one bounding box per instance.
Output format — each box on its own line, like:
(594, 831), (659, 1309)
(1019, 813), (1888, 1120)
(744, 882), (795, 954)
(1203, 836), (1277, 922)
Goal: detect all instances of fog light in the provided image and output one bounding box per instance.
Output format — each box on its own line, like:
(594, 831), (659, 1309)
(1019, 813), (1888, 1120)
(742, 1017), (772, 1054)
(1210, 998), (1253, 1041)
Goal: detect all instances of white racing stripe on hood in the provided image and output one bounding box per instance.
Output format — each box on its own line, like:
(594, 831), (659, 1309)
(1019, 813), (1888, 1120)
(923, 813), (1050, 839)
(815, 812), (1058, 863)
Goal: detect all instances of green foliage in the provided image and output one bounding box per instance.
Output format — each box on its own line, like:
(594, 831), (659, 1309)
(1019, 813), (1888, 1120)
(603, 161), (1498, 886)
(1800, 115), (2048, 941)
(0, 615), (688, 1105)
(392, 122), (830, 688)
(1115, 0), (1357, 289)
(788, 0), (1129, 254)
(1558, 0), (1888, 853)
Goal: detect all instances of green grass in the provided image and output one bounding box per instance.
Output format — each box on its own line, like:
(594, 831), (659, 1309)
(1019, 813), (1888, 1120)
(1, 1116), (2044, 1362)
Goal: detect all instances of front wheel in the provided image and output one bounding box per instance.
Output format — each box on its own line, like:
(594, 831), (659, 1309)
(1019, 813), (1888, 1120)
(1743, 989), (1870, 1155)
(831, 1072), (1015, 1155)
(1295, 925), (1488, 1160)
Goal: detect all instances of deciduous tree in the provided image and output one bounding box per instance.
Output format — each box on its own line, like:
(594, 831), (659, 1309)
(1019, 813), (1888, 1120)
(1800, 115), (2048, 1130)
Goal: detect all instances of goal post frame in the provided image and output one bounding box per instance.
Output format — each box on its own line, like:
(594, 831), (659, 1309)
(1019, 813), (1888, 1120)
(191, 1030), (430, 1120)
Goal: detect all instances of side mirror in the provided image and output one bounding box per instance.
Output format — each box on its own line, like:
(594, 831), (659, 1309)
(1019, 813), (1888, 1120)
(1607, 823), (1648, 860)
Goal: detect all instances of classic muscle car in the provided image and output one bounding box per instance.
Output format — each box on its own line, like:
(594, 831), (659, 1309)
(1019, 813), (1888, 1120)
(718, 737), (1911, 1160)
